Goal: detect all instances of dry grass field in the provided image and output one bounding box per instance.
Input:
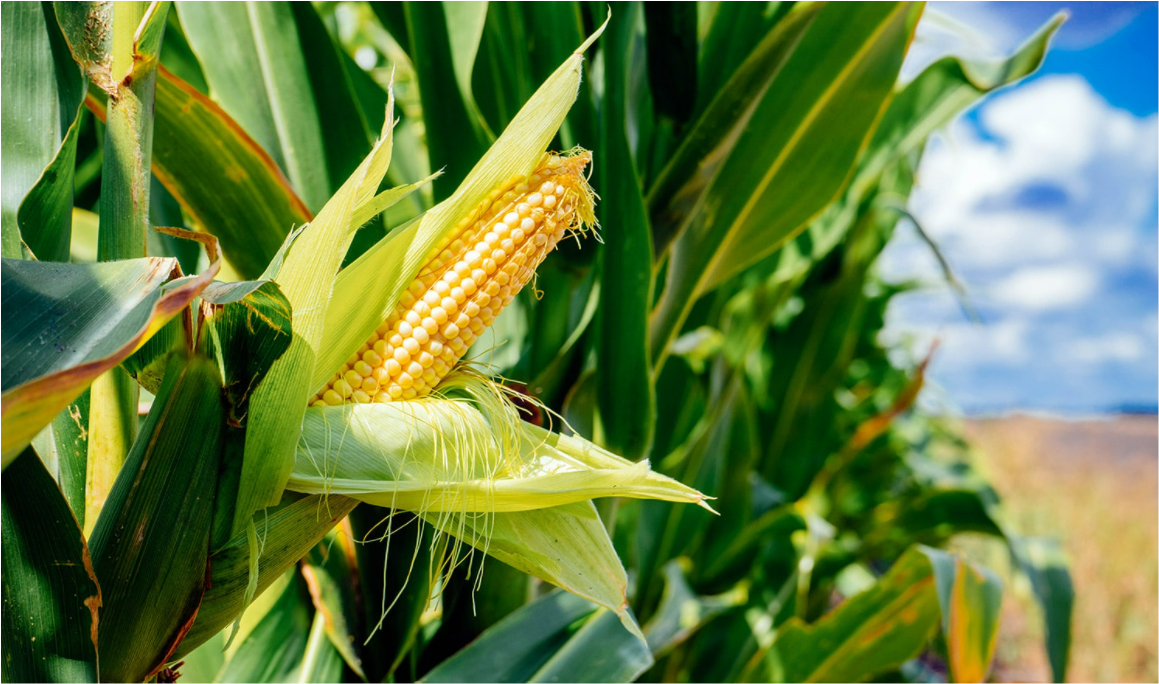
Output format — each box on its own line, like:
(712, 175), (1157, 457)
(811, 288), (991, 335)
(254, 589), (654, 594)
(964, 415), (1158, 683)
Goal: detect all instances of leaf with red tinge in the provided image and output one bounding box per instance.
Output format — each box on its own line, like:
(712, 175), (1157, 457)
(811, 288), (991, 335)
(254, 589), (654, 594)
(1, 248), (219, 463)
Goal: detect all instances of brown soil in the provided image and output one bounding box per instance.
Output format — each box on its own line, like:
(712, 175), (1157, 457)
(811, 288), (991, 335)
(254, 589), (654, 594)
(964, 414), (1157, 683)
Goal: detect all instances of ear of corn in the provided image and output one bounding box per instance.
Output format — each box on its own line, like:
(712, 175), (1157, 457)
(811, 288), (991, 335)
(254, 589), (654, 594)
(311, 150), (596, 406)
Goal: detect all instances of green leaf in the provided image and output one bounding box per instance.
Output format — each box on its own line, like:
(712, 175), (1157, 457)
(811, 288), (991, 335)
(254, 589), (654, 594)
(216, 570), (313, 684)
(421, 502), (644, 639)
(421, 590), (653, 684)
(1, 1), (86, 261)
(398, 1), (490, 200)
(0, 256), (216, 462)
(83, 66), (314, 280)
(648, 3), (822, 257)
(177, 0), (330, 210)
(1, 448), (100, 683)
(231, 87), (396, 535)
(175, 494), (360, 659)
(1010, 536), (1073, 683)
(650, 2), (921, 368)
(757, 545), (1003, 684)
(595, 2), (656, 461)
(302, 533), (366, 679)
(643, 561), (746, 658)
(87, 354), (224, 683)
(197, 279), (293, 427)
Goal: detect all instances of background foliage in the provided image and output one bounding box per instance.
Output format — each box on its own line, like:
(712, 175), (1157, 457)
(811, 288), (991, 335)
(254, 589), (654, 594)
(1, 2), (1074, 683)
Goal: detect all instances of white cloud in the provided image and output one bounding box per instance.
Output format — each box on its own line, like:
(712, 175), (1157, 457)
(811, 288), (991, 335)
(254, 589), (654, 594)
(989, 264), (1099, 311)
(882, 72), (1158, 412)
(1066, 332), (1147, 364)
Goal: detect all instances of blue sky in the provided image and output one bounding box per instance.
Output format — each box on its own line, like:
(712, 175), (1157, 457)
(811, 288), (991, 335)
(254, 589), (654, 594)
(882, 2), (1159, 414)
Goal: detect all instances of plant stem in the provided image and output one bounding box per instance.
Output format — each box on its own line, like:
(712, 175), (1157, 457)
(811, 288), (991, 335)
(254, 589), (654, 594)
(86, 1), (166, 529)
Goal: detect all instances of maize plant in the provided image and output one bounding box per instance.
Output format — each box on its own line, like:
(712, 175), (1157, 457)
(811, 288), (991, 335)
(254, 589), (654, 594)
(1, 2), (1074, 683)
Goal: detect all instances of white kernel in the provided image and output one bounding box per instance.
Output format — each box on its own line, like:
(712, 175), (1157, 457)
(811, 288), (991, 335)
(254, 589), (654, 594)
(407, 361), (423, 377)
(398, 372), (414, 389)
(516, 203), (531, 216)
(534, 234), (548, 246)
(393, 347), (411, 364)
(461, 277), (477, 295)
(512, 227), (527, 243)
(424, 291), (440, 307)
(385, 358), (402, 376)
(441, 297), (459, 316)
(454, 262), (470, 275)
(444, 271), (461, 286)
(482, 258), (498, 274)
(413, 327), (430, 344)
(431, 307), (448, 325)
(405, 311), (422, 326)
(430, 340), (444, 356)
(484, 232), (500, 245)
(501, 238), (515, 252)
(389, 333), (403, 347)
(423, 317), (439, 334)
(540, 181), (555, 194)
(543, 195), (558, 209)
(472, 268), (487, 283)
(528, 193), (543, 207)
(451, 287), (466, 303)
(403, 338), (420, 355)
(503, 212), (519, 226)
(492, 248), (508, 263)
(415, 301), (432, 316)
(419, 352), (434, 368)
(443, 323), (460, 339)
(398, 321), (413, 336)
(465, 250), (482, 266)
(434, 281), (450, 295)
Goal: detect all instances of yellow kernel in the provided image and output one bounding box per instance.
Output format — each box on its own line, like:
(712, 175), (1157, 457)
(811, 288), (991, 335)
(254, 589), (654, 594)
(388, 385), (403, 399)
(419, 351), (434, 368)
(393, 347), (410, 365)
(354, 361), (373, 377)
(344, 370), (363, 387)
(402, 387), (418, 400)
(323, 390), (344, 405)
(432, 307), (449, 325)
(422, 317), (440, 334)
(443, 323), (460, 339)
(362, 377), (379, 393)
(385, 358), (402, 376)
(398, 372), (414, 389)
(353, 390), (371, 403)
(336, 379), (354, 398)
(363, 350), (383, 367)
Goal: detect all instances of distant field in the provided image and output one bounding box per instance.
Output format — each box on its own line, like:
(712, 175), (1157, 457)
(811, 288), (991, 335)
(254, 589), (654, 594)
(964, 415), (1158, 683)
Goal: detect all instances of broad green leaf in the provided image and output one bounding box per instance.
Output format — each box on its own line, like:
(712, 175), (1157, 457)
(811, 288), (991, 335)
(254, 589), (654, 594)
(0, 255), (216, 462)
(757, 545), (1003, 683)
(176, 494), (360, 659)
(421, 590), (651, 684)
(178, 0), (330, 210)
(420, 590), (598, 683)
(596, 2), (656, 461)
(311, 19), (607, 392)
(0, 448), (100, 683)
(650, 2), (921, 368)
(0, 2), (86, 262)
(648, 2), (822, 256)
(36, 391), (92, 526)
(85, 66), (314, 280)
(299, 612), (347, 683)
(87, 354), (224, 683)
(232, 87), (396, 535)
(399, 2), (490, 200)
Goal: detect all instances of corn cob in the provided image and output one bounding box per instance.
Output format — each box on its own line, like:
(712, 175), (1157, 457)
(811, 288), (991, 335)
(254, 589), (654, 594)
(312, 150), (596, 406)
